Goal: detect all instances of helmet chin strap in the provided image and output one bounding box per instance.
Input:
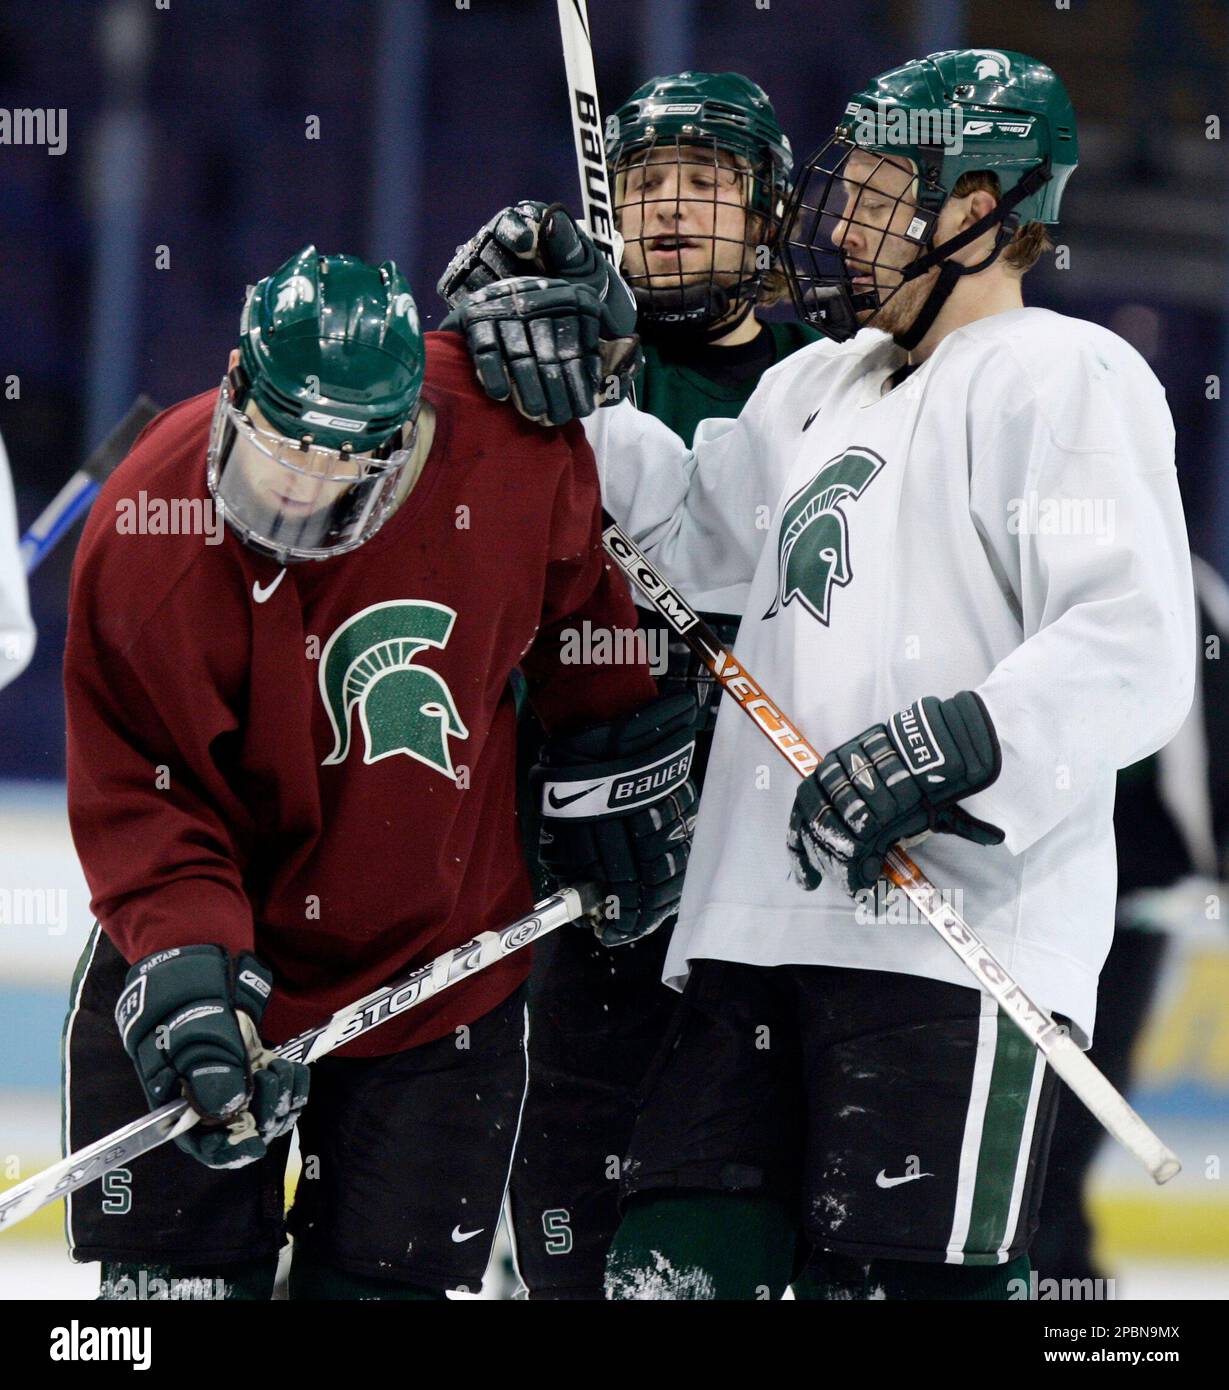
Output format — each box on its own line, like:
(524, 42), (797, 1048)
(703, 296), (759, 344)
(637, 279), (760, 346)
(887, 162), (1051, 353)
(889, 229), (1011, 352)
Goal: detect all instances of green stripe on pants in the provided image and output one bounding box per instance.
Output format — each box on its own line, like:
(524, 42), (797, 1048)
(964, 1009), (1040, 1262)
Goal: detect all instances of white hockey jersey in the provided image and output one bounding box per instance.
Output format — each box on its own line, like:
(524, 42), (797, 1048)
(585, 308), (1195, 1043)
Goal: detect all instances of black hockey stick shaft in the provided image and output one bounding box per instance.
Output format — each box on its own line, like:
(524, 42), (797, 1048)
(21, 394), (160, 574)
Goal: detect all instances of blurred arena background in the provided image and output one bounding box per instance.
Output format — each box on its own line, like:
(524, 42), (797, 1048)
(0, 0), (1225, 1299)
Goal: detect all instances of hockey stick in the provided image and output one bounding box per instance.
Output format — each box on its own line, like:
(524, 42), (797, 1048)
(0, 882), (601, 1236)
(555, 0), (638, 410)
(20, 394), (160, 574)
(556, 0), (618, 265)
(599, 516), (1183, 1185)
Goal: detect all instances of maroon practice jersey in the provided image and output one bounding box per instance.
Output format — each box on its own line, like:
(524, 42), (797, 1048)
(65, 332), (656, 1055)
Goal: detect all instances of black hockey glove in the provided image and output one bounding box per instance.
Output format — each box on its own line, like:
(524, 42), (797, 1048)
(439, 200), (635, 332)
(443, 276), (606, 427)
(787, 691), (1005, 898)
(532, 692), (700, 946)
(439, 201), (641, 422)
(438, 200), (558, 301)
(115, 944), (309, 1169)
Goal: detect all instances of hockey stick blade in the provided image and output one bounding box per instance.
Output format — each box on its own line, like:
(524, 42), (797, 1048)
(0, 883), (601, 1235)
(599, 513), (1181, 1184)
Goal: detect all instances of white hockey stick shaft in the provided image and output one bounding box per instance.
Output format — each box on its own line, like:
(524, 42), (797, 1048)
(600, 516), (1181, 1185)
(556, 0), (619, 265)
(0, 883), (601, 1236)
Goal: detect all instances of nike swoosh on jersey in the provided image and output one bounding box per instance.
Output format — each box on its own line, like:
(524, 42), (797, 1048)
(546, 782), (603, 810)
(875, 1169), (934, 1188)
(802, 408), (821, 432)
(252, 568), (288, 604)
(451, 1225), (485, 1243)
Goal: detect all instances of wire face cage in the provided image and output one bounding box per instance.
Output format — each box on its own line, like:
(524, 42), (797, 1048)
(612, 134), (788, 334)
(780, 133), (937, 341)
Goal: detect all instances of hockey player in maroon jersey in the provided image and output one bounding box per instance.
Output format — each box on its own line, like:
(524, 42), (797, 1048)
(61, 247), (697, 1300)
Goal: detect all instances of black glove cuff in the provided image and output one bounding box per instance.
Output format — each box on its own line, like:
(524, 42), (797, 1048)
(534, 725), (695, 822)
(888, 690), (1001, 795)
(116, 944), (230, 1049)
(232, 952), (274, 1028)
(947, 689), (1002, 784)
(535, 692), (699, 822)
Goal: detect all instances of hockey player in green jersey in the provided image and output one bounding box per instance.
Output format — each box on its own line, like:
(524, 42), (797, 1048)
(607, 72), (819, 445)
(439, 71), (820, 1299)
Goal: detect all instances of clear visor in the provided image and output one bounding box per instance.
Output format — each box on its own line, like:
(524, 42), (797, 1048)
(206, 377), (415, 562)
(613, 138), (775, 322)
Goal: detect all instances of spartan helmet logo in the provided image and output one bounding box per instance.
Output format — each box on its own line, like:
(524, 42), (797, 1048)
(275, 274), (315, 312)
(766, 448), (886, 626)
(318, 600), (470, 779)
(391, 292), (419, 330)
(969, 50), (1012, 81)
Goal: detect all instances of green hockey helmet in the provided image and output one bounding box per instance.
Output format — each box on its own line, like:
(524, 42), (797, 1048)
(209, 246), (427, 563)
(607, 71), (795, 335)
(780, 49), (1078, 347)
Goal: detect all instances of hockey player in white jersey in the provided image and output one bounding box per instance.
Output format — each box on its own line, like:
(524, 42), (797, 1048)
(447, 48), (1196, 1298)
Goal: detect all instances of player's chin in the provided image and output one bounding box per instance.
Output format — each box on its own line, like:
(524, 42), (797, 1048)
(864, 305), (908, 336)
(863, 288), (914, 332)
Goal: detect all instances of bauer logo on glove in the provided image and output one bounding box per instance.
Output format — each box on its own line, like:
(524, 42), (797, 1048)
(532, 692), (700, 946)
(786, 690), (1005, 898)
(538, 742), (694, 819)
